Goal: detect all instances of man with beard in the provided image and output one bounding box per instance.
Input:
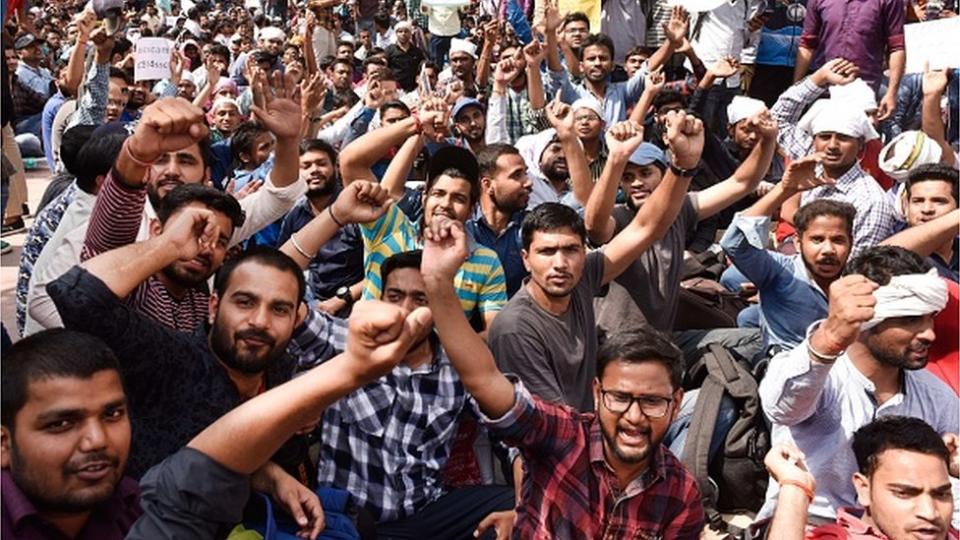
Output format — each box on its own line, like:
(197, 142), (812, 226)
(77, 96), (303, 331)
(229, 27), (286, 87)
(721, 155), (855, 353)
(765, 417), (959, 540)
(451, 97), (486, 154)
(1, 330), (140, 538)
(384, 20), (425, 93)
(437, 38), (480, 98)
(757, 246), (958, 525)
(467, 143), (533, 297)
(421, 222), (705, 538)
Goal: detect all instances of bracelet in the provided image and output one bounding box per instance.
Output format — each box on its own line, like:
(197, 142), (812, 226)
(123, 139), (156, 168)
(819, 329), (846, 355)
(807, 341), (840, 364)
(779, 478), (815, 502)
(327, 205), (345, 228)
(290, 234), (316, 259)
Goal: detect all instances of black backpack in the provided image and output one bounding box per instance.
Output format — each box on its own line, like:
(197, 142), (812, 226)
(681, 344), (771, 538)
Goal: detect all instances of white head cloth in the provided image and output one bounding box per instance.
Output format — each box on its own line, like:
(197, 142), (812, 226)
(830, 78), (878, 112)
(862, 269), (948, 331)
(879, 130), (943, 182)
(450, 38), (477, 58)
(571, 96), (604, 121)
(798, 99), (879, 142)
(259, 26), (285, 42)
(726, 95), (766, 125)
(211, 97), (240, 112)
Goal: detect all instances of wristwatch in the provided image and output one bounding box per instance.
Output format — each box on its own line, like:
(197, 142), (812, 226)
(669, 162), (701, 177)
(335, 286), (354, 307)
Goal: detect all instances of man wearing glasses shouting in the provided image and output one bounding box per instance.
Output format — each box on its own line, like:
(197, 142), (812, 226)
(420, 214), (705, 539)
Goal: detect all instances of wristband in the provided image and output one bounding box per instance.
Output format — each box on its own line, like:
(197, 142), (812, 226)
(779, 478), (815, 502)
(123, 139), (156, 168)
(327, 205), (345, 228)
(669, 161), (700, 177)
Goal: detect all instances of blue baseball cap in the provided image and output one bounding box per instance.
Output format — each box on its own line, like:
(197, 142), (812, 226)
(451, 97), (485, 121)
(627, 143), (667, 168)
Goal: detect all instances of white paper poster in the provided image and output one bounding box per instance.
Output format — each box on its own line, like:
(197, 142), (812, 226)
(905, 18), (960, 73)
(667, 0), (726, 14)
(134, 38), (172, 81)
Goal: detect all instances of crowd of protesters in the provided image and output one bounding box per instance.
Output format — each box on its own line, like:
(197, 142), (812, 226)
(1, 0), (959, 537)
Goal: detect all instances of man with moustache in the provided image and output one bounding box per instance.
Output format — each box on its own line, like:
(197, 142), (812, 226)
(757, 246), (959, 524)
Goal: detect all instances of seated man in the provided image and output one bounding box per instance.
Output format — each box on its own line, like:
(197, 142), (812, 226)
(720, 155), (856, 353)
(764, 416), (958, 539)
(758, 246), (959, 523)
(420, 218), (705, 538)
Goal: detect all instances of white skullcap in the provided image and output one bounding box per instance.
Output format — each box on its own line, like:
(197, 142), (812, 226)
(180, 71), (195, 84)
(879, 131), (943, 182)
(259, 26), (285, 41)
(798, 99), (879, 141)
(450, 38), (478, 59)
(395, 20), (413, 31)
(862, 269), (948, 331)
(571, 96), (604, 122)
(211, 97), (240, 112)
(830, 78), (878, 112)
(726, 96), (767, 126)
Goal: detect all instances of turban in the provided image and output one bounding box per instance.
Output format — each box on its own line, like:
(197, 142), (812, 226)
(862, 269), (949, 331)
(829, 78), (878, 112)
(726, 95), (767, 126)
(879, 131), (943, 182)
(259, 27), (285, 42)
(450, 38), (478, 59)
(798, 99), (879, 142)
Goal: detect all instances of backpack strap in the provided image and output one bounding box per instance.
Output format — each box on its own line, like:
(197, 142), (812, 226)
(680, 346), (725, 508)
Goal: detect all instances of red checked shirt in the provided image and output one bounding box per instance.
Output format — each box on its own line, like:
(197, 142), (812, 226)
(479, 379), (705, 540)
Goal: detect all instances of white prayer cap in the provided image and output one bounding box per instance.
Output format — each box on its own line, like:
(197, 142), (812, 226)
(571, 96), (604, 122)
(830, 78), (878, 112)
(259, 26), (285, 42)
(211, 97), (240, 112)
(180, 71), (195, 84)
(726, 95), (767, 126)
(395, 20), (413, 31)
(798, 99), (879, 141)
(879, 131), (943, 181)
(862, 269), (948, 331)
(449, 38), (478, 59)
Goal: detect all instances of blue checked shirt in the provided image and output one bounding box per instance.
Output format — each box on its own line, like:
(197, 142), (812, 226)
(288, 310), (469, 522)
(771, 77), (826, 160)
(544, 66), (647, 125)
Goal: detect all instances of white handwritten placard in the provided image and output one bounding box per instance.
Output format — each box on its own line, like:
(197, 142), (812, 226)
(134, 38), (172, 81)
(905, 18), (960, 73)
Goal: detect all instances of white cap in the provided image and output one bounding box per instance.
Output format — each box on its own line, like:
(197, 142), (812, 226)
(570, 96), (604, 121)
(211, 97), (240, 112)
(450, 38), (477, 59)
(830, 78), (878, 112)
(395, 20), (413, 31)
(259, 26), (285, 42)
(726, 95), (767, 126)
(879, 131), (943, 181)
(180, 71), (195, 84)
(798, 99), (879, 141)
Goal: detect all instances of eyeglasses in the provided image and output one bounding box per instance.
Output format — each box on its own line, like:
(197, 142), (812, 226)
(599, 389), (672, 418)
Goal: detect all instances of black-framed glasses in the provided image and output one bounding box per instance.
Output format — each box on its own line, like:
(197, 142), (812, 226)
(599, 389), (672, 418)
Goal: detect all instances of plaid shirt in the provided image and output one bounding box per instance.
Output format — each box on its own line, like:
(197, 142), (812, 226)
(290, 310), (468, 522)
(771, 77), (827, 161)
(486, 88), (550, 145)
(481, 380), (705, 539)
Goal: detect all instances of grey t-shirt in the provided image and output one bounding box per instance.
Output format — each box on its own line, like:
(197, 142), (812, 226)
(488, 251), (606, 412)
(609, 193), (699, 332)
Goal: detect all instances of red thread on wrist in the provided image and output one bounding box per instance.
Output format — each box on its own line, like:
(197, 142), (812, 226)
(779, 478), (815, 502)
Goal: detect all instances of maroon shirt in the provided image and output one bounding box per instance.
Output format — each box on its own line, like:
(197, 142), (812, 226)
(1, 470), (142, 540)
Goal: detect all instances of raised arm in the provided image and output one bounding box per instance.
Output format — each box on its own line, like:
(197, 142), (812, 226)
(628, 68), (665, 134)
(647, 6), (687, 73)
(765, 444), (816, 540)
(740, 155), (833, 218)
(542, 0), (565, 74)
(694, 111), (778, 220)
(249, 70), (303, 189)
(421, 218), (516, 418)
(881, 208), (960, 257)
(68, 25), (117, 128)
(61, 10), (97, 97)
(476, 21), (500, 90)
(303, 11), (319, 76)
(920, 63), (957, 167)
(522, 39), (548, 111)
(583, 122), (644, 245)
(600, 111), (704, 284)
(545, 93), (593, 205)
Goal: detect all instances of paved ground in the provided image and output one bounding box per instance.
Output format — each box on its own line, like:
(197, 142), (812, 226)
(2, 166), (52, 343)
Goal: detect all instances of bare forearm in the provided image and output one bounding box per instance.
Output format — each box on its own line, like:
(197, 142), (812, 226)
(477, 44), (494, 87)
(742, 183), (797, 218)
(527, 65), (546, 110)
(793, 47), (814, 82)
(562, 136), (593, 206)
(269, 135), (301, 188)
(584, 155), (625, 241)
(767, 485), (810, 540)
(381, 134), (423, 200)
(545, 31), (562, 72)
(280, 210), (341, 269)
(81, 236), (178, 298)
(193, 82), (214, 108)
(339, 116), (419, 182)
(881, 209), (960, 256)
(304, 31), (318, 75)
(63, 40), (88, 96)
(560, 45), (581, 76)
(922, 93), (956, 166)
(647, 40), (676, 72)
(630, 88), (659, 124)
(780, 191), (801, 225)
(886, 50), (905, 97)
(734, 138), (776, 187)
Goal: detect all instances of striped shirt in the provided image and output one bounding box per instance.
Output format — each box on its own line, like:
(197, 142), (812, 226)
(360, 204), (508, 319)
(81, 171), (209, 332)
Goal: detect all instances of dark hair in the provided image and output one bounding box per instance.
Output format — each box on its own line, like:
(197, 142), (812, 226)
(521, 202), (586, 250)
(362, 55), (387, 73)
(843, 246), (932, 285)
(422, 60), (439, 72)
(156, 183), (246, 232)
(109, 66), (133, 85)
(380, 250), (422, 290)
(577, 33), (614, 61)
(794, 199), (856, 239)
(230, 121), (271, 165)
(652, 89), (686, 113)
(111, 37), (133, 58)
(624, 46), (650, 60)
(426, 167), (481, 206)
(214, 245), (306, 302)
(2, 329), (122, 431)
(906, 163), (959, 204)
(336, 39), (355, 51)
(852, 416), (950, 477)
(207, 43), (231, 63)
(597, 329), (684, 389)
(562, 12), (590, 30)
(332, 57), (354, 72)
(374, 13), (390, 28)
(74, 132), (127, 194)
(380, 99), (411, 118)
(60, 125), (97, 177)
(477, 143), (520, 178)
(372, 66), (397, 83)
(299, 138), (338, 164)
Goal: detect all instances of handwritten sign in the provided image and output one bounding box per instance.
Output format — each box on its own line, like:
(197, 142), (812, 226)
(905, 18), (960, 73)
(134, 38), (172, 81)
(667, 0), (726, 14)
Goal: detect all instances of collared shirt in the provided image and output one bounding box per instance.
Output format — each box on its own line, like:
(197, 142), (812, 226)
(772, 77), (827, 161)
(485, 87), (549, 146)
(799, 0), (905, 88)
(690, 0), (765, 88)
(807, 507), (960, 539)
(929, 237), (959, 283)
(720, 213), (828, 350)
(466, 207), (527, 297)
(14, 182), (77, 336)
(69, 62), (110, 129)
(479, 380), (705, 539)
(14, 63), (53, 98)
(1, 471), (142, 540)
(360, 204), (507, 320)
(293, 318), (469, 522)
(385, 43), (426, 92)
(757, 322), (960, 522)
(545, 65), (647, 125)
(47, 266), (299, 479)
(277, 196), (364, 301)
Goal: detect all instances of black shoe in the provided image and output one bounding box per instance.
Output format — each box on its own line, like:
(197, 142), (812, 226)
(2, 217), (26, 235)
(21, 202), (30, 218)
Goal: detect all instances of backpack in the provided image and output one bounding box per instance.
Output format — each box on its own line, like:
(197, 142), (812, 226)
(681, 344), (771, 538)
(674, 249), (750, 331)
